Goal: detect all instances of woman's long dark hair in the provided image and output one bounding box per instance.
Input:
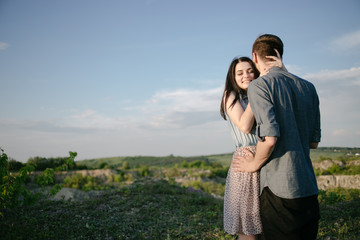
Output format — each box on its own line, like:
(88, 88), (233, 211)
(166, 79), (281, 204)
(220, 56), (259, 120)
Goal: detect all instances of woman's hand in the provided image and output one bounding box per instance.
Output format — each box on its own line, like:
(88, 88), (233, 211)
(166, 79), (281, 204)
(261, 49), (287, 76)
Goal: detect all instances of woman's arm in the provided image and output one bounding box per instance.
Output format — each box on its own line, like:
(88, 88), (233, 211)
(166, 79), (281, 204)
(224, 91), (254, 134)
(262, 49), (287, 76)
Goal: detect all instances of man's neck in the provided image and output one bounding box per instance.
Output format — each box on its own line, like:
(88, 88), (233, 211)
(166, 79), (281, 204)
(257, 61), (267, 76)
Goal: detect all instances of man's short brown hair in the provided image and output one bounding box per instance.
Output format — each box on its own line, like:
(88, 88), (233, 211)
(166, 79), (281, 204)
(252, 34), (284, 60)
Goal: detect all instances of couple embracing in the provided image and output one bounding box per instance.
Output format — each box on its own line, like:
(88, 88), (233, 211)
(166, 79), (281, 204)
(221, 34), (321, 240)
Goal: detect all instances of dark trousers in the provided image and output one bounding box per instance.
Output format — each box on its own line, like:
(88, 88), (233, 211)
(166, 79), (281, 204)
(260, 187), (320, 240)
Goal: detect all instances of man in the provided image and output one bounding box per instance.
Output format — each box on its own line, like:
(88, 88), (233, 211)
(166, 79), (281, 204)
(232, 34), (321, 239)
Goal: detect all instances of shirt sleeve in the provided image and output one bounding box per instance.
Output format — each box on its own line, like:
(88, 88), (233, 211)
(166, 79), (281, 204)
(248, 79), (280, 142)
(311, 87), (321, 142)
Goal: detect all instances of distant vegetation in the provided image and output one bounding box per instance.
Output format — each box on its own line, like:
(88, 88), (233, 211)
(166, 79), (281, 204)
(7, 147), (360, 171)
(77, 147), (360, 168)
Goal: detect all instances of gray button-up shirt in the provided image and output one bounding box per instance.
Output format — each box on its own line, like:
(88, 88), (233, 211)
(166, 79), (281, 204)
(248, 67), (321, 199)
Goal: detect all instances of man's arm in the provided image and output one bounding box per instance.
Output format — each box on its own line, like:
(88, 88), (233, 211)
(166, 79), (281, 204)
(232, 136), (277, 172)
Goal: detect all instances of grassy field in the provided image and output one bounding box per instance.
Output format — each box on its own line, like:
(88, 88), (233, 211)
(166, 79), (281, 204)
(1, 178), (360, 239)
(1, 147), (360, 239)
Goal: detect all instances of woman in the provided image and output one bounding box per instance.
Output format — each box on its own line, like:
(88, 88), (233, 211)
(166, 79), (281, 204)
(220, 54), (283, 240)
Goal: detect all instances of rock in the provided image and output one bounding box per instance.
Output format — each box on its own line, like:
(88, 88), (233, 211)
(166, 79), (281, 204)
(316, 175), (360, 190)
(313, 160), (336, 170)
(51, 187), (104, 202)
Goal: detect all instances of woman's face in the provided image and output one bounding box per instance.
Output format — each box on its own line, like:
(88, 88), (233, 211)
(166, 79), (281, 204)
(234, 61), (255, 91)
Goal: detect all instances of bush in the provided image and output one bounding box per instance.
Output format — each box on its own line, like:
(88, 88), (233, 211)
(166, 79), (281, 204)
(62, 174), (105, 192)
(181, 160), (189, 168)
(314, 163), (360, 176)
(183, 180), (225, 196)
(189, 160), (204, 168)
(0, 148), (37, 216)
(318, 188), (360, 204)
(139, 165), (150, 177)
(165, 167), (182, 178)
(27, 156), (66, 171)
(7, 159), (24, 171)
(27, 152), (77, 171)
(98, 162), (109, 169)
(74, 163), (88, 170)
(327, 163), (344, 175)
(209, 167), (229, 178)
(319, 155), (332, 161)
(122, 161), (130, 170)
(109, 171), (125, 183)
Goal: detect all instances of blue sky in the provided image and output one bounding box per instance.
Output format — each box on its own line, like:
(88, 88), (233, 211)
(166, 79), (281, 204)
(1, 0), (360, 162)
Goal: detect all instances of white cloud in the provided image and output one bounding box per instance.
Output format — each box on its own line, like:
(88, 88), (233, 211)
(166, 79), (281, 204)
(149, 87), (223, 112)
(303, 66), (360, 147)
(332, 129), (348, 136)
(329, 29), (360, 51)
(304, 66), (360, 98)
(0, 85), (225, 134)
(304, 66), (360, 82)
(285, 64), (302, 75)
(143, 86), (224, 129)
(0, 42), (9, 50)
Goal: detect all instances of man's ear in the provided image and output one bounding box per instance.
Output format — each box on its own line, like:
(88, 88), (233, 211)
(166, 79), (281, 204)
(252, 52), (258, 63)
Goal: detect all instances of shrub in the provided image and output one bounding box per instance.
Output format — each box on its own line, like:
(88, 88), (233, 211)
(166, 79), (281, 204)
(109, 171), (125, 183)
(7, 159), (24, 171)
(345, 165), (360, 175)
(139, 165), (150, 177)
(189, 160), (204, 168)
(98, 162), (109, 169)
(314, 163), (360, 176)
(35, 168), (55, 186)
(166, 167), (182, 178)
(319, 155), (332, 161)
(0, 148), (37, 216)
(74, 163), (88, 170)
(209, 167), (229, 178)
(181, 160), (189, 168)
(327, 163), (344, 175)
(62, 174), (105, 191)
(27, 151), (77, 171)
(183, 180), (225, 196)
(122, 161), (130, 170)
(318, 188), (360, 204)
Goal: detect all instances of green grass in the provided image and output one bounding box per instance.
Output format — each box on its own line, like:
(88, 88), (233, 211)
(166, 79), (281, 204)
(1, 179), (359, 239)
(1, 179), (236, 240)
(79, 155), (215, 169)
(318, 199), (360, 239)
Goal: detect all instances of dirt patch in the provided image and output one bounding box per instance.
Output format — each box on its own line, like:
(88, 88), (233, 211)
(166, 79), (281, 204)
(50, 187), (106, 202)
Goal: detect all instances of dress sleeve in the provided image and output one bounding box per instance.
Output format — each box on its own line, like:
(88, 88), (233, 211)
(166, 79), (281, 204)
(248, 79), (280, 142)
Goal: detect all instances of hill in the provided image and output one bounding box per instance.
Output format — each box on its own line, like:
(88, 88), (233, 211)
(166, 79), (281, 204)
(77, 147), (360, 169)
